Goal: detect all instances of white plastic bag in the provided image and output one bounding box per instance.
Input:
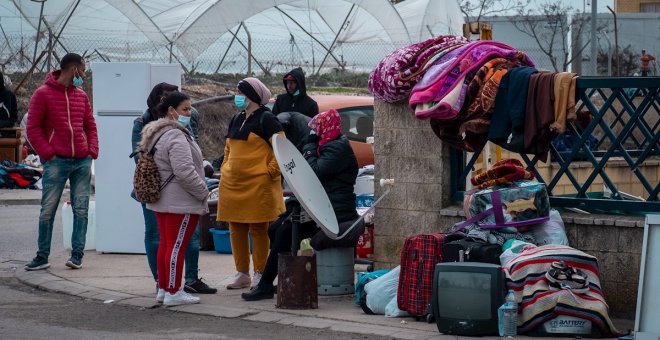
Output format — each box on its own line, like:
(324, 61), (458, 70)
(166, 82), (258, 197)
(385, 292), (410, 317)
(499, 239), (536, 266)
(365, 265), (400, 315)
(530, 209), (569, 246)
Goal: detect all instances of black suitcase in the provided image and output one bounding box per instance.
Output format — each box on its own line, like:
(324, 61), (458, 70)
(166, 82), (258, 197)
(442, 239), (502, 264)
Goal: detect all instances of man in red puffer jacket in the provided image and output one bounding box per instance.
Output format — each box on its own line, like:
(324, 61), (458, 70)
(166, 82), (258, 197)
(25, 53), (98, 271)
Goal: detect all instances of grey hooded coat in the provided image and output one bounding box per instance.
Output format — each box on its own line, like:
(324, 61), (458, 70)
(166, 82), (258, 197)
(141, 118), (209, 216)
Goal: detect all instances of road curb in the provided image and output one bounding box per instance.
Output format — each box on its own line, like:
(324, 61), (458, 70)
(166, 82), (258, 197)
(14, 269), (439, 340)
(0, 199), (42, 206)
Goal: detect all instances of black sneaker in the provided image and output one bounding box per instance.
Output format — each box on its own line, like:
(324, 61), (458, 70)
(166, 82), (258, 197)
(241, 284), (274, 301)
(184, 278), (217, 294)
(65, 253), (83, 269)
(25, 256), (50, 271)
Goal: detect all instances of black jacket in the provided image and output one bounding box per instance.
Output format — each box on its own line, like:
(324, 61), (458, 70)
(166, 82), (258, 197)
(272, 67), (319, 118)
(302, 135), (358, 222)
(488, 66), (537, 152)
(0, 89), (18, 128)
(277, 111), (311, 152)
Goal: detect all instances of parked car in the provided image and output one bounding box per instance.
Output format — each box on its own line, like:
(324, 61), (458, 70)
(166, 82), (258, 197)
(311, 95), (374, 167)
(268, 94), (374, 167)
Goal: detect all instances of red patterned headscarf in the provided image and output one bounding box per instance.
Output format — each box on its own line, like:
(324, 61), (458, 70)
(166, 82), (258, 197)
(308, 109), (342, 153)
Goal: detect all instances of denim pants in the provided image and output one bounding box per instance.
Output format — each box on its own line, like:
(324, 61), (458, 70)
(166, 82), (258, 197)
(37, 157), (92, 259)
(141, 204), (200, 283)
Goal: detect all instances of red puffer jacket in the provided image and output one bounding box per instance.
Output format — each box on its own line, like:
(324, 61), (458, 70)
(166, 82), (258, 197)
(26, 70), (98, 161)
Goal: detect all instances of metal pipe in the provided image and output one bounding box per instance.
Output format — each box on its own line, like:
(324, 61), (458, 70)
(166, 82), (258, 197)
(332, 179), (394, 241)
(14, 50), (46, 93)
(243, 22), (252, 76)
(600, 31), (612, 76)
(214, 23), (242, 74)
(606, 5), (618, 76)
(224, 24), (269, 75)
(31, 0), (46, 64)
(274, 6), (344, 68)
(591, 0), (598, 75)
(316, 4), (354, 75)
(192, 95), (234, 106)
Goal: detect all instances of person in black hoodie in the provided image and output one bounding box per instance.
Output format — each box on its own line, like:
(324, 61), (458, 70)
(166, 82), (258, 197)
(0, 72), (18, 128)
(271, 67), (318, 118)
(241, 108), (358, 301)
(276, 111), (311, 151)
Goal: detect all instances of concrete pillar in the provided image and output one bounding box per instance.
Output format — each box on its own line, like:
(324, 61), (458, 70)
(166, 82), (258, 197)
(372, 99), (452, 268)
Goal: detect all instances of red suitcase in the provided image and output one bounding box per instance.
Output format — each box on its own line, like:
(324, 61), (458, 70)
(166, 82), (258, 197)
(397, 233), (447, 317)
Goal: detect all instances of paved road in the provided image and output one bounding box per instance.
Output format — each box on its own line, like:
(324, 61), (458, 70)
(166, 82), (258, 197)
(0, 274), (384, 340)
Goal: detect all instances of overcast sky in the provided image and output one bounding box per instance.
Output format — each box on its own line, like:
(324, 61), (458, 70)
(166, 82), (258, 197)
(528, 0), (615, 13)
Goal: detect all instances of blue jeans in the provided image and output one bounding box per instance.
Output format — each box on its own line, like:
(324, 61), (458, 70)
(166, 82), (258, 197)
(141, 204), (200, 283)
(37, 157), (92, 259)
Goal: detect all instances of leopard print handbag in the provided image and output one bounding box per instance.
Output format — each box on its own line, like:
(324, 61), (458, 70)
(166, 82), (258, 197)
(132, 133), (174, 204)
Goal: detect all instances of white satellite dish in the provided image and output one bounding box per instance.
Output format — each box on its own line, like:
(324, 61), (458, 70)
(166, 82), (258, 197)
(272, 134), (339, 237)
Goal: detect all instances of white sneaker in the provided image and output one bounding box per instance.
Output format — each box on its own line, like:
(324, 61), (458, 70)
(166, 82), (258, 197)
(163, 289), (200, 306)
(156, 289), (165, 303)
(252, 272), (263, 288)
(226, 272), (251, 289)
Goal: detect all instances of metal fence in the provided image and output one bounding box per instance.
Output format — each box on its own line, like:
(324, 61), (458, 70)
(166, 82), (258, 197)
(451, 76), (660, 213)
(0, 33), (402, 76)
(0, 31), (585, 78)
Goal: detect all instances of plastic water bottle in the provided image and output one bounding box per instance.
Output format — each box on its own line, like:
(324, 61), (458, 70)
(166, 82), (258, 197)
(498, 290), (518, 337)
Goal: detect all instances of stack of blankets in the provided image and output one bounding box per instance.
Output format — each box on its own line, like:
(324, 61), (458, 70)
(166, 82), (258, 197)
(368, 35), (579, 161)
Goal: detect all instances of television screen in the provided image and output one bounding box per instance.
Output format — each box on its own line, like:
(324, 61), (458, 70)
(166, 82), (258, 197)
(432, 262), (505, 336)
(436, 272), (491, 319)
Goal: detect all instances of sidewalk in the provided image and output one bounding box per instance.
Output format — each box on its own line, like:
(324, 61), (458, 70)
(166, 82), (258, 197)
(1, 189), (443, 338)
(14, 249), (444, 339)
(0, 188), (43, 205)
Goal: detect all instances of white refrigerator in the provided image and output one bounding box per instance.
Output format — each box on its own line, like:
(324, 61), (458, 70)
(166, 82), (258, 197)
(92, 62), (181, 253)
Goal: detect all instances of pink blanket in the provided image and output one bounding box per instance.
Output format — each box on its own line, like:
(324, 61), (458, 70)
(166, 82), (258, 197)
(368, 35), (468, 103)
(410, 41), (534, 120)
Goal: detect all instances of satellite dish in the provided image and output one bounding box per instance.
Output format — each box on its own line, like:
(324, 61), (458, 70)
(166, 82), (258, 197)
(272, 134), (339, 237)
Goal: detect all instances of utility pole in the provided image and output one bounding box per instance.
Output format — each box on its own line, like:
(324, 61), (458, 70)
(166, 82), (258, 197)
(607, 5), (618, 76)
(591, 0), (598, 76)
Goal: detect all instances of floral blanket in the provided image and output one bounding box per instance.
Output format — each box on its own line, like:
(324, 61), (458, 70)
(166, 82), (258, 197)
(368, 35), (467, 103)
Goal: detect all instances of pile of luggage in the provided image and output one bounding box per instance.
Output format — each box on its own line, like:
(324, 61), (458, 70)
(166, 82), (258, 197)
(355, 158), (621, 338)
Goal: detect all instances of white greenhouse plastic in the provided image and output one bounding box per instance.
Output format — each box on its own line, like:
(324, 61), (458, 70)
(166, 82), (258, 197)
(0, 0), (463, 73)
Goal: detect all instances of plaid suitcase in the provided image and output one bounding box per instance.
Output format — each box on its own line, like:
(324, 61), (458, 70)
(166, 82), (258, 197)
(397, 233), (447, 317)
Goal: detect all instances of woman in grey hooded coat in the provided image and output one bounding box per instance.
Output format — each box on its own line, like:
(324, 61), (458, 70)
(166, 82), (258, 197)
(140, 91), (208, 306)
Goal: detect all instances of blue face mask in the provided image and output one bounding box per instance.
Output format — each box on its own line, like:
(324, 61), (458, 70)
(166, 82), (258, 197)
(177, 114), (191, 126)
(72, 74), (83, 87)
(293, 89), (300, 96)
(234, 95), (249, 110)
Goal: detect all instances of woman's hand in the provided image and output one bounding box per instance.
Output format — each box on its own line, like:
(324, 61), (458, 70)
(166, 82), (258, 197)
(308, 130), (320, 144)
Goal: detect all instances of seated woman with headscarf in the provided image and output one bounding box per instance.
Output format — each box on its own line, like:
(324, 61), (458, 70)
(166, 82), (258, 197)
(241, 108), (359, 301)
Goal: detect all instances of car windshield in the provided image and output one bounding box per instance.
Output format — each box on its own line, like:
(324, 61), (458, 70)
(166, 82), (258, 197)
(338, 106), (373, 143)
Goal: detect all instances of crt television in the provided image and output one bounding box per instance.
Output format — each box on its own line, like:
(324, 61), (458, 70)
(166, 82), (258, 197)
(432, 262), (506, 336)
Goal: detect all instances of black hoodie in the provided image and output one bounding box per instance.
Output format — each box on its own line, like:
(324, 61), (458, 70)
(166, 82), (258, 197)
(0, 75), (18, 128)
(272, 67), (319, 118)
